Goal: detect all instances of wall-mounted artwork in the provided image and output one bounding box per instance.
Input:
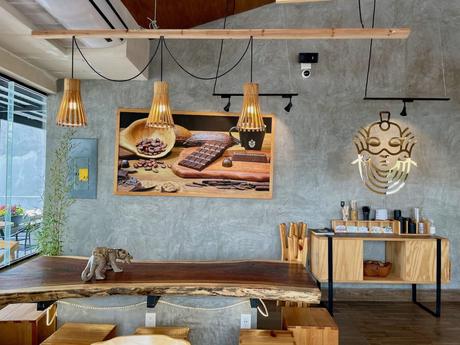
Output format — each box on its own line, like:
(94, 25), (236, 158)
(114, 109), (274, 199)
(352, 111), (417, 195)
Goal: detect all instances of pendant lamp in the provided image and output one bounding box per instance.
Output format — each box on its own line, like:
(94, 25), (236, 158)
(146, 37), (174, 128)
(238, 82), (265, 131)
(56, 37), (88, 127)
(238, 38), (265, 132)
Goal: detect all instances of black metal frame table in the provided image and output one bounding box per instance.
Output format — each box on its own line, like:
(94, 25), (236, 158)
(320, 235), (443, 317)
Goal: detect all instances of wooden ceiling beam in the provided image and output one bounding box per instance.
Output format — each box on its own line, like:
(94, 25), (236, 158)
(32, 28), (410, 40)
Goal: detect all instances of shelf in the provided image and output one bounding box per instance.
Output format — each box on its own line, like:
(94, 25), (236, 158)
(362, 273), (404, 284)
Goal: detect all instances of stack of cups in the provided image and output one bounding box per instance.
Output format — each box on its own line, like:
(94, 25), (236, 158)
(375, 209), (388, 221)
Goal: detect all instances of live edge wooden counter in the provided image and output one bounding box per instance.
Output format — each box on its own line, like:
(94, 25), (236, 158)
(0, 256), (321, 305)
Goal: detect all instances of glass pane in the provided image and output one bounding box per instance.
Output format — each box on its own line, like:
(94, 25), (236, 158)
(0, 77), (47, 267)
(0, 79), (13, 267)
(0, 116), (7, 266)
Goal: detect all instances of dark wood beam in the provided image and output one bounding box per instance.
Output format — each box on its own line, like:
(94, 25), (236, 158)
(121, 0), (275, 29)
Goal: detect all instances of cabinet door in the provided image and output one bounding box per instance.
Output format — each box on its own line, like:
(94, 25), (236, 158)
(310, 236), (363, 282)
(333, 240), (363, 282)
(404, 239), (450, 283)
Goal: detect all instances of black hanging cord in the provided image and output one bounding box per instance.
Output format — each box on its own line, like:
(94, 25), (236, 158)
(160, 36), (164, 81)
(357, 0), (365, 29)
(250, 36), (254, 82)
(361, 0), (449, 104)
(74, 38), (161, 82)
(71, 36), (75, 78)
(363, 0), (377, 98)
(162, 38), (251, 81)
(212, 0), (232, 95)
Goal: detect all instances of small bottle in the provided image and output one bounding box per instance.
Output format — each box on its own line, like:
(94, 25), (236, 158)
(341, 201), (349, 221)
(418, 222), (425, 234)
(350, 200), (358, 221)
(430, 220), (436, 235)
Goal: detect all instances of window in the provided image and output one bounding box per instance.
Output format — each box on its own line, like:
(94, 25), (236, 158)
(0, 74), (47, 268)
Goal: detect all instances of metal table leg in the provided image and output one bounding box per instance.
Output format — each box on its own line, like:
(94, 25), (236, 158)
(411, 238), (441, 317)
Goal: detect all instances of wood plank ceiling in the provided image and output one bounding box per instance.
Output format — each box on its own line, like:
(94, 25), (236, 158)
(121, 0), (274, 29)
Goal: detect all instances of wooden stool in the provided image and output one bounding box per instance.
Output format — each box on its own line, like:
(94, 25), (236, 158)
(239, 330), (295, 345)
(134, 327), (190, 340)
(0, 303), (56, 345)
(41, 323), (116, 345)
(282, 307), (338, 345)
(92, 335), (190, 345)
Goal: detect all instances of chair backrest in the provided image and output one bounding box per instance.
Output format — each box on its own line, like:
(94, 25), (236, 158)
(279, 222), (308, 268)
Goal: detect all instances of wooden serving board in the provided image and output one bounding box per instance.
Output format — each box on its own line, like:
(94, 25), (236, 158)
(172, 147), (270, 182)
(0, 257), (321, 305)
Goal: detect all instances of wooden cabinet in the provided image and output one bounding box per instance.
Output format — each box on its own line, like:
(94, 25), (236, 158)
(310, 233), (450, 284)
(0, 303), (56, 345)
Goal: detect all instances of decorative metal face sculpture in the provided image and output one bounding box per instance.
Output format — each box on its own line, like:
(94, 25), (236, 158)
(352, 111), (417, 195)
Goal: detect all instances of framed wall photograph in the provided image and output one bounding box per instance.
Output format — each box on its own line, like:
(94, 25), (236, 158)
(114, 109), (274, 199)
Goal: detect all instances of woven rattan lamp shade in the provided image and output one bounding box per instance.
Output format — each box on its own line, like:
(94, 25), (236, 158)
(237, 82), (266, 132)
(56, 78), (87, 127)
(146, 81), (174, 128)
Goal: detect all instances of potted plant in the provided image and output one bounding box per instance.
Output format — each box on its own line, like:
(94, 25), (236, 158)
(12, 205), (25, 226)
(0, 204), (25, 226)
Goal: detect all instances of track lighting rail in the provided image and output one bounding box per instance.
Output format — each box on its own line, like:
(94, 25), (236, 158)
(213, 93), (299, 98)
(363, 97), (450, 101)
(214, 93), (298, 113)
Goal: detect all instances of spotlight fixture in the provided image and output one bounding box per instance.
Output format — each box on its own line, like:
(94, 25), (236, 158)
(400, 101), (407, 117)
(56, 37), (88, 127)
(146, 37), (174, 128)
(284, 96), (293, 112)
(223, 96), (231, 112)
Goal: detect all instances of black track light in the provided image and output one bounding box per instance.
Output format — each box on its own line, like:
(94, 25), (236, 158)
(400, 101), (407, 116)
(223, 97), (231, 112)
(284, 96), (293, 112)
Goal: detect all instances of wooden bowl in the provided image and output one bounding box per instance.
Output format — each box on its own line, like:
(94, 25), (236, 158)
(363, 260), (392, 278)
(120, 118), (176, 159)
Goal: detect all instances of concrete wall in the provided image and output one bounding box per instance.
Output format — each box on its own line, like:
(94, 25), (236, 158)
(45, 0), (459, 342)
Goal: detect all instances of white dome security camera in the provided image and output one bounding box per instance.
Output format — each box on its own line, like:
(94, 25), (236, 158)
(301, 63), (312, 79)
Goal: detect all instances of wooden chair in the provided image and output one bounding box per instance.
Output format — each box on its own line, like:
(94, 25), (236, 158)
(279, 222), (308, 266)
(92, 335), (191, 345)
(282, 307), (339, 345)
(40, 323), (116, 345)
(134, 327), (190, 340)
(278, 222), (309, 307)
(240, 330), (295, 345)
(0, 239), (19, 261)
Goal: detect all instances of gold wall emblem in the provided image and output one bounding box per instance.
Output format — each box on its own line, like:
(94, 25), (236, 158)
(352, 111), (417, 195)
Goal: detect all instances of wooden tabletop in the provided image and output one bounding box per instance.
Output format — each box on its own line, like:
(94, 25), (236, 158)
(0, 256), (321, 305)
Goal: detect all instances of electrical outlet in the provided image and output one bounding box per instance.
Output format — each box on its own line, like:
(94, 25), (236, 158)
(240, 313), (251, 329)
(145, 312), (156, 327)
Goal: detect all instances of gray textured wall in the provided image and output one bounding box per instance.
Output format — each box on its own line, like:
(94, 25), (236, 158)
(45, 0), (459, 342)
